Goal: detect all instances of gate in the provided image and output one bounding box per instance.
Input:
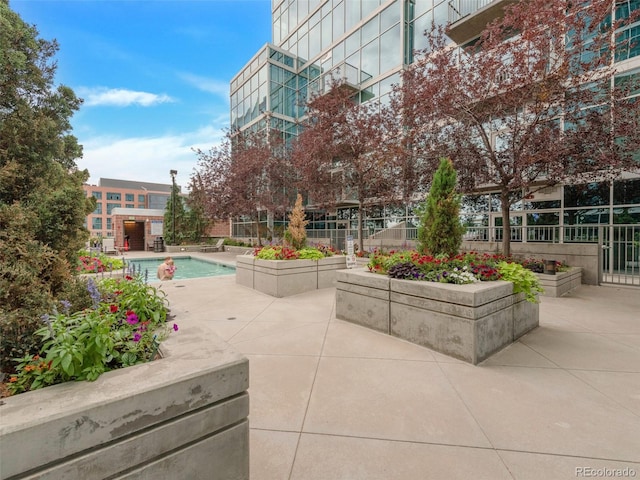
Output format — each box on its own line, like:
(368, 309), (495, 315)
(599, 225), (640, 286)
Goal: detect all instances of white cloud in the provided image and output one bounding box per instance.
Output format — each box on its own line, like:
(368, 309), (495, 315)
(78, 126), (226, 191)
(77, 87), (174, 107)
(179, 73), (230, 102)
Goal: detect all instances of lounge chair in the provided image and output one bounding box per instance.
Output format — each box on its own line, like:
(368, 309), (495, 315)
(200, 238), (224, 253)
(102, 238), (117, 255)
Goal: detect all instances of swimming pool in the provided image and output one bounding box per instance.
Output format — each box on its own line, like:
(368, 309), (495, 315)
(127, 257), (235, 280)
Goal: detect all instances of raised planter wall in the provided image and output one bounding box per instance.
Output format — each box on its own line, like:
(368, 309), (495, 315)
(236, 255), (347, 297)
(336, 268), (539, 365)
(0, 327), (249, 479)
(536, 267), (582, 297)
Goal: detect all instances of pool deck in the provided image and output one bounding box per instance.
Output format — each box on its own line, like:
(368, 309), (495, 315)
(130, 251), (640, 479)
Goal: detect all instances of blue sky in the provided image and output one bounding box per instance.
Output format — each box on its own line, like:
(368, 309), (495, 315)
(11, 0), (272, 190)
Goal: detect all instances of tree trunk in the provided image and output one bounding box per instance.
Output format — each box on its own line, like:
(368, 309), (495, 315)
(501, 191), (511, 257)
(254, 213), (262, 247)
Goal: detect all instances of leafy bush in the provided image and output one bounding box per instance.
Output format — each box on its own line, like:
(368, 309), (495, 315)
(77, 250), (125, 273)
(254, 245), (339, 261)
(6, 274), (173, 395)
(298, 248), (324, 260)
(223, 238), (251, 247)
(496, 261), (544, 303)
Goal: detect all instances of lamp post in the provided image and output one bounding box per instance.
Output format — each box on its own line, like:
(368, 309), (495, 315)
(170, 169), (177, 245)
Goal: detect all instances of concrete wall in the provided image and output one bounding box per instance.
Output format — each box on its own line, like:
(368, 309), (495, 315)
(236, 255), (347, 297)
(0, 327), (249, 479)
(537, 267), (583, 297)
(336, 268), (539, 364)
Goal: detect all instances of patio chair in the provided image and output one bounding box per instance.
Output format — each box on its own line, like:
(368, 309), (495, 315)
(102, 238), (117, 255)
(200, 238), (224, 253)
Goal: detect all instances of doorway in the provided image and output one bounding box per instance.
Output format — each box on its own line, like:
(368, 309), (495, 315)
(123, 221), (145, 251)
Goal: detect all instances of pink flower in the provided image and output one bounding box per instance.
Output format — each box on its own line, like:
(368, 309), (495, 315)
(173, 323), (179, 332)
(132, 333), (142, 342)
(126, 312), (139, 325)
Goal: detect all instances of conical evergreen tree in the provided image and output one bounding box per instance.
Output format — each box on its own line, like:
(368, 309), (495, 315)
(284, 194), (309, 250)
(416, 158), (465, 256)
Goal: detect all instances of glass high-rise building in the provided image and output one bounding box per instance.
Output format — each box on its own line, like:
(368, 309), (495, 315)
(230, 1), (640, 281)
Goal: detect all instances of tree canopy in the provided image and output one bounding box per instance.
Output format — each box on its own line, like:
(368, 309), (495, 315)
(0, 2), (94, 370)
(293, 80), (396, 251)
(193, 127), (294, 245)
(394, 0), (640, 255)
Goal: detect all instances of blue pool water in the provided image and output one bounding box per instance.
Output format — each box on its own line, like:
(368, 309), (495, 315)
(127, 257), (235, 280)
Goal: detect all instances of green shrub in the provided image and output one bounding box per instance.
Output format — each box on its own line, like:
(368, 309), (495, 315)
(7, 274), (172, 394)
(416, 158), (465, 256)
(298, 248), (324, 260)
(497, 261), (544, 303)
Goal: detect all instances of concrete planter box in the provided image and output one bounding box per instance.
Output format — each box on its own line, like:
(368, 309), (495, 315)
(236, 254), (347, 297)
(535, 267), (582, 297)
(336, 268), (539, 364)
(0, 328), (249, 479)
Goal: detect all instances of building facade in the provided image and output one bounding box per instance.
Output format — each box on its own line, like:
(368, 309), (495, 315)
(83, 178), (174, 240)
(230, 1), (640, 265)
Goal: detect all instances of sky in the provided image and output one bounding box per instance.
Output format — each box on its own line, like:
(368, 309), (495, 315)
(10, 0), (273, 190)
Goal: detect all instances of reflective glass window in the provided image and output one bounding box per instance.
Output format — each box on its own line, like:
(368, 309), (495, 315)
(614, 178), (640, 204)
(333, 1), (345, 37)
(527, 212), (559, 225)
(92, 191), (102, 200)
(413, 11), (432, 52)
(380, 24), (400, 73)
(380, 0), (400, 32)
(362, 0), (379, 19)
(564, 209), (610, 225)
(414, 0), (432, 17)
(345, 0), (359, 30)
(564, 182), (610, 207)
(94, 203), (102, 215)
(332, 42), (345, 65)
(309, 22), (321, 59)
(299, 33), (309, 61)
(106, 203), (121, 214)
(346, 30), (360, 57)
(92, 218), (102, 230)
(524, 200), (561, 210)
(322, 12), (332, 50)
(614, 207), (640, 224)
(361, 39), (379, 79)
(125, 193), (134, 202)
(362, 16), (378, 45)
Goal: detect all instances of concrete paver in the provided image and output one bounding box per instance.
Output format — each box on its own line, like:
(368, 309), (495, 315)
(133, 251), (640, 479)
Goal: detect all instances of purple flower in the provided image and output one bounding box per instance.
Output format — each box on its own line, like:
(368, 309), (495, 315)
(132, 333), (142, 342)
(126, 312), (139, 325)
(60, 300), (72, 314)
(87, 278), (100, 308)
(172, 323), (179, 332)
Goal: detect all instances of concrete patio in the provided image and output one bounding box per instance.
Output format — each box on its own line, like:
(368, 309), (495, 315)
(148, 251), (639, 480)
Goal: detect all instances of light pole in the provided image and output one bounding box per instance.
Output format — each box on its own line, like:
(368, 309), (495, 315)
(170, 169), (177, 245)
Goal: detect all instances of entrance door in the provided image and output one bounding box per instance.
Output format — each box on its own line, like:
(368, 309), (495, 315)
(491, 214), (523, 243)
(123, 221), (145, 251)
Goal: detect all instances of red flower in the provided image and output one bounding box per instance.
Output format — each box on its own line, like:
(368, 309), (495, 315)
(110, 305), (118, 313)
